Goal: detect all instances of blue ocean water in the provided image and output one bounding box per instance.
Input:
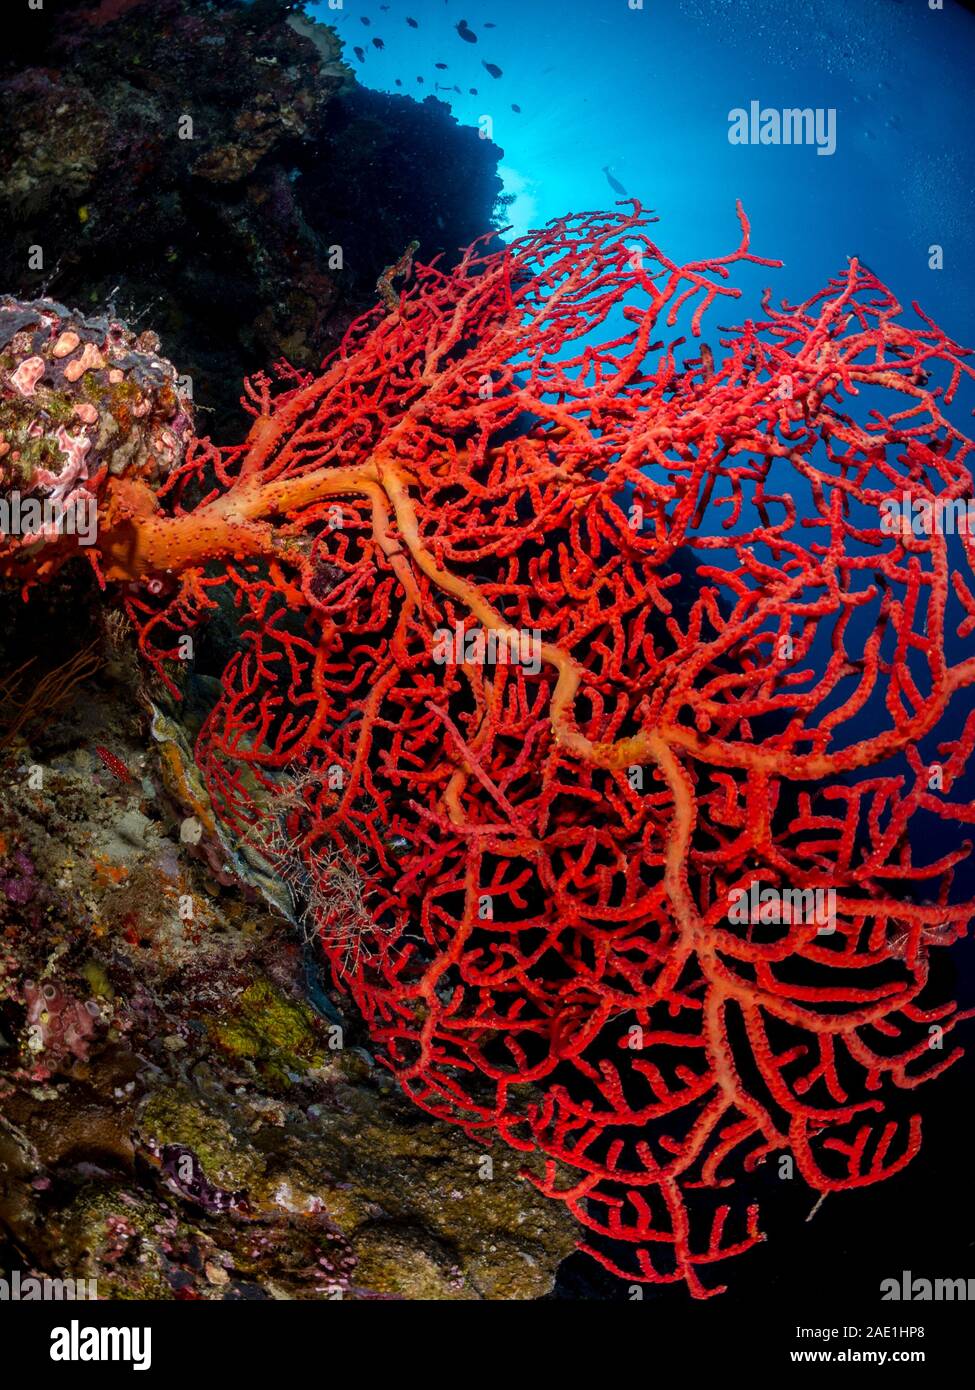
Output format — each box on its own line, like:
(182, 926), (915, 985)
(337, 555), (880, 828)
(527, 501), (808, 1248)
(315, 0), (975, 349)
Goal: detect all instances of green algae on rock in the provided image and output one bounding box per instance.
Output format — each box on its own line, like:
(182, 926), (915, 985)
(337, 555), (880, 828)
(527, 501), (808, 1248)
(0, 625), (577, 1297)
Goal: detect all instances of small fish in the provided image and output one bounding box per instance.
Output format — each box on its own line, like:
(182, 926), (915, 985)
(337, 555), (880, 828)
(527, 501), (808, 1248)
(95, 745), (131, 784)
(406, 16), (418, 26)
(453, 84), (461, 93)
(469, 87), (478, 94)
(395, 78), (403, 86)
(435, 62), (448, 69)
(485, 21), (496, 27)
(457, 21), (478, 43)
(372, 37), (384, 49)
(482, 61), (502, 78)
(353, 45), (366, 62)
(417, 75), (424, 84)
(360, 14), (370, 23)
(602, 165), (628, 197)
(511, 103), (521, 113)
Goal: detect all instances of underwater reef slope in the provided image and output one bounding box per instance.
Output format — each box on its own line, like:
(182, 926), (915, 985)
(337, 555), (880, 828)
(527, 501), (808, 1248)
(3, 196), (975, 1296)
(0, 0), (567, 1303)
(0, 0), (505, 435)
(0, 602), (576, 1299)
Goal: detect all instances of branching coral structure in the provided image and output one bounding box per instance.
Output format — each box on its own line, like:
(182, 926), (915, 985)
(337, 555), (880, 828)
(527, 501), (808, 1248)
(3, 203), (975, 1294)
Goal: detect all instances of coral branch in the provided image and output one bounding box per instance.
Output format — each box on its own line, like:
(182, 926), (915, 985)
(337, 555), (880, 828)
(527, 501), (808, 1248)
(4, 201), (975, 1294)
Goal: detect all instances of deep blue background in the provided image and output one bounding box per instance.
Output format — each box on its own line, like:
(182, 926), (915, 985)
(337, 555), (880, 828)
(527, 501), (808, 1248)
(316, 0), (975, 351)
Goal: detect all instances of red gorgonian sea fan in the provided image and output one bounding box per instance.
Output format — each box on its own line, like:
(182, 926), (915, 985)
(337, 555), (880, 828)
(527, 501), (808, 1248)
(6, 202), (975, 1295)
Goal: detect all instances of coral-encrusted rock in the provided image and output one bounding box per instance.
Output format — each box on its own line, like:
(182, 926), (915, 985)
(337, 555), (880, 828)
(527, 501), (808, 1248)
(0, 70), (111, 215)
(0, 688), (578, 1299)
(0, 296), (191, 572)
(0, 0), (503, 436)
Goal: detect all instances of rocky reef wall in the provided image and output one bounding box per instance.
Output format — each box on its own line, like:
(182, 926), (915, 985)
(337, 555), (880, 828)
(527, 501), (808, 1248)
(0, 0), (573, 1304)
(0, 0), (505, 436)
